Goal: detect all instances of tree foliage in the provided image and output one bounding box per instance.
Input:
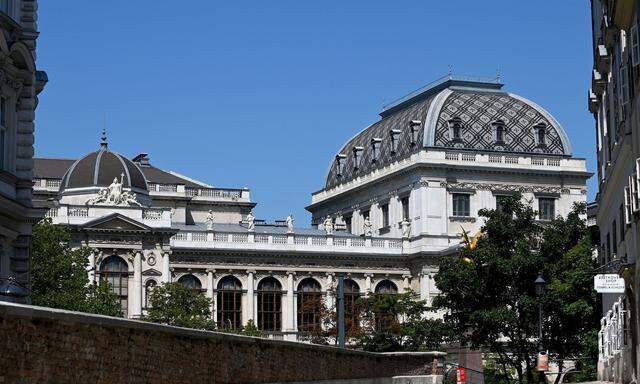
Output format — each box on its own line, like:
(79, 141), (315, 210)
(433, 195), (597, 383)
(355, 291), (453, 352)
(143, 282), (216, 330)
(31, 219), (122, 317)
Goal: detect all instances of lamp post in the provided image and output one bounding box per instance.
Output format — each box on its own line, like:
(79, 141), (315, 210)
(534, 275), (548, 377)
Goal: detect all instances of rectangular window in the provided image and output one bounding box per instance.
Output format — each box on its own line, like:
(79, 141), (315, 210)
(612, 220), (618, 256)
(381, 203), (389, 228)
(0, 97), (5, 171)
(620, 204), (625, 240)
(632, 24), (640, 66)
(538, 198), (555, 221)
(606, 232), (611, 263)
(0, 0), (8, 14)
(401, 196), (410, 220)
(620, 65), (630, 115)
(496, 195), (509, 211)
(452, 193), (470, 217)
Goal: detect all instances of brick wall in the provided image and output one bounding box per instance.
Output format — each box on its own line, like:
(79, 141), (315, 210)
(0, 302), (444, 383)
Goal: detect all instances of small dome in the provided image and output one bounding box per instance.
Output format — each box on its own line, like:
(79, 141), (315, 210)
(60, 136), (148, 194)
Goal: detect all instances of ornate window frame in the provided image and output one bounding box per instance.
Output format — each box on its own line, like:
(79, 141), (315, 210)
(448, 117), (463, 142)
(491, 120), (507, 144)
(532, 122), (548, 147)
(371, 138), (382, 163)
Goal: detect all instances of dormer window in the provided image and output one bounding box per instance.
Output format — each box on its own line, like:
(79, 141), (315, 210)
(492, 120), (506, 144)
(534, 123), (547, 146)
(371, 138), (382, 162)
(352, 146), (364, 170)
(409, 120), (421, 145)
(389, 129), (401, 154)
(335, 154), (346, 177)
(448, 118), (463, 141)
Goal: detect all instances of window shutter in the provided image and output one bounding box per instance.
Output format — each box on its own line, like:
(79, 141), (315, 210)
(635, 158), (640, 212)
(624, 186), (631, 224)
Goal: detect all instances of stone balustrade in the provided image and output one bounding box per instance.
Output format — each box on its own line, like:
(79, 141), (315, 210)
(171, 231), (404, 253)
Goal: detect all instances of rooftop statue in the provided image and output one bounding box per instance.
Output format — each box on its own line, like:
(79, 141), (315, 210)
(205, 210), (215, 230)
(286, 214), (294, 233)
(246, 211), (255, 232)
(363, 216), (373, 237)
(324, 216), (334, 235)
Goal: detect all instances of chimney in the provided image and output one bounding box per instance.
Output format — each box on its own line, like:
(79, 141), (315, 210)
(132, 153), (150, 167)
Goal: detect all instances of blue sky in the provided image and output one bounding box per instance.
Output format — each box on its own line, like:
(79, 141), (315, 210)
(36, 1), (595, 224)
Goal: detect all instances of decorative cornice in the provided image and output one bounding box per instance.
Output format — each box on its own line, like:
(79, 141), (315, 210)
(444, 181), (568, 195)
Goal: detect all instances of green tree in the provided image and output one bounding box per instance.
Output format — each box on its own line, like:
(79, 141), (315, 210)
(355, 290), (452, 352)
(433, 195), (597, 383)
(143, 282), (216, 330)
(31, 219), (121, 316)
(540, 205), (598, 383)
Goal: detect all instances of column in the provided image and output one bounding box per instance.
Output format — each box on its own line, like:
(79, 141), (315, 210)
(132, 251), (142, 318)
(88, 250), (96, 284)
(286, 271), (296, 333)
(206, 269), (214, 319)
(162, 252), (171, 284)
(364, 273), (373, 296)
(419, 272), (429, 302)
(245, 270), (255, 325)
(325, 272), (335, 310)
(402, 274), (411, 293)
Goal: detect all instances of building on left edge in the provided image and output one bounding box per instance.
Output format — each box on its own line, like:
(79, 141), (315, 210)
(0, 0), (47, 303)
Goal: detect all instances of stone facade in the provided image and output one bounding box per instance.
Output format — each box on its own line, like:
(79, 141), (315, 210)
(33, 77), (589, 342)
(0, 301), (444, 383)
(0, 0), (46, 303)
(589, 1), (640, 383)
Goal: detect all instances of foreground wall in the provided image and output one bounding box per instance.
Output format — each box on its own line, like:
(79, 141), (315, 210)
(0, 302), (444, 383)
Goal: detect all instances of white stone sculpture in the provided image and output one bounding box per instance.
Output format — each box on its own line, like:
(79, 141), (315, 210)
(107, 175), (123, 204)
(363, 216), (373, 237)
(401, 219), (411, 238)
(246, 211), (255, 232)
(205, 210), (215, 230)
(324, 216), (334, 235)
(286, 214), (294, 233)
(86, 173), (143, 207)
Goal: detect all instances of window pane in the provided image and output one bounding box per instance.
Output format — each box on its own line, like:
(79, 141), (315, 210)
(453, 194), (470, 216)
(539, 198), (555, 221)
(401, 197), (410, 220)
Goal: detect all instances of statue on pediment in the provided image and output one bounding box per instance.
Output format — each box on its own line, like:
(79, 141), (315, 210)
(107, 175), (124, 204)
(246, 211), (255, 232)
(205, 210), (215, 230)
(401, 219), (411, 238)
(286, 214), (294, 233)
(363, 216), (373, 237)
(324, 216), (334, 235)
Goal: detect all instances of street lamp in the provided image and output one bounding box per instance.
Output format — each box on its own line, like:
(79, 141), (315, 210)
(534, 275), (546, 345)
(534, 275), (548, 376)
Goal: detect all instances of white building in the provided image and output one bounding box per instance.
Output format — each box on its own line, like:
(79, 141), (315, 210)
(589, 1), (640, 382)
(34, 76), (589, 341)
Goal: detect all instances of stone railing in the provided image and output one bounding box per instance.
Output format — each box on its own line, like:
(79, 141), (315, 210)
(171, 231), (404, 252)
(142, 208), (164, 220)
(147, 183), (251, 202)
(67, 206), (89, 218)
(444, 151), (564, 167)
(33, 178), (62, 192)
(44, 207), (58, 218)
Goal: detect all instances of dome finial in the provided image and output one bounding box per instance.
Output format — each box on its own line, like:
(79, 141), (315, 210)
(100, 128), (108, 149)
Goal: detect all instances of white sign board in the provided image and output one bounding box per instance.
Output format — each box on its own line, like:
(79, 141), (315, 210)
(594, 274), (625, 293)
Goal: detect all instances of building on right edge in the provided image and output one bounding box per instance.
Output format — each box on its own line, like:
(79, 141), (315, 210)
(589, 1), (640, 382)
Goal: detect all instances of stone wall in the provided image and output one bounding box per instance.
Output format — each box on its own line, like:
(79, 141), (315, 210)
(0, 301), (444, 383)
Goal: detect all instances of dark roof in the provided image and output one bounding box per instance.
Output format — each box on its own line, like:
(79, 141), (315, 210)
(34, 158), (75, 179)
(34, 158), (205, 188)
(138, 165), (203, 188)
(324, 76), (572, 189)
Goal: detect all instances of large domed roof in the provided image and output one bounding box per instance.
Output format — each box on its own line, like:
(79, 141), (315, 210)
(324, 76), (572, 189)
(60, 135), (148, 193)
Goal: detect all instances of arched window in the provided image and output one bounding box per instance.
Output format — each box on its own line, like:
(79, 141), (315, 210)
(144, 279), (157, 308)
(297, 278), (323, 333)
(257, 277), (282, 332)
(375, 280), (398, 294)
(178, 274), (202, 291)
(217, 276), (242, 330)
(99, 256), (129, 316)
(374, 280), (398, 331)
(344, 279), (361, 335)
